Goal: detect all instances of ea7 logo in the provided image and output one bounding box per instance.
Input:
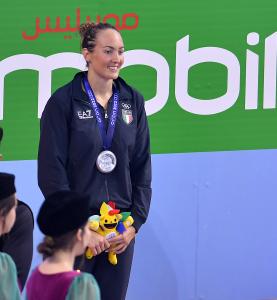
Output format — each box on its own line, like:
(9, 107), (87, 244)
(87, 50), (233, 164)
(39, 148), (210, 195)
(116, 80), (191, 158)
(77, 110), (93, 119)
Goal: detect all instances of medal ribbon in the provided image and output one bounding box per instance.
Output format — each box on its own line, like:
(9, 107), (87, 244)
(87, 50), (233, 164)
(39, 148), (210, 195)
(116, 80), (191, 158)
(83, 74), (119, 150)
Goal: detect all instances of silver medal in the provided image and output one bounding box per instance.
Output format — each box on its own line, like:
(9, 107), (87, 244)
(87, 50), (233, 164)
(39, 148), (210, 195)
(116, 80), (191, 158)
(96, 150), (117, 173)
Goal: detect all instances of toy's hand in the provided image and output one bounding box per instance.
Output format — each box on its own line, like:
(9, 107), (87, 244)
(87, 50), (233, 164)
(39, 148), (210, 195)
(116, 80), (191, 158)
(108, 226), (136, 254)
(123, 216), (134, 227)
(88, 230), (110, 256)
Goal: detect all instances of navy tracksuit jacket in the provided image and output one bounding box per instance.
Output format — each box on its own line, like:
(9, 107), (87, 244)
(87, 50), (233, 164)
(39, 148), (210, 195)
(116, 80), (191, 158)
(38, 72), (152, 232)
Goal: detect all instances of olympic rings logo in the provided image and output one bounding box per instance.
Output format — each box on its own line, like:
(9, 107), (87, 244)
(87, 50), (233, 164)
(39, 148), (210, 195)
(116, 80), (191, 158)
(122, 103), (131, 109)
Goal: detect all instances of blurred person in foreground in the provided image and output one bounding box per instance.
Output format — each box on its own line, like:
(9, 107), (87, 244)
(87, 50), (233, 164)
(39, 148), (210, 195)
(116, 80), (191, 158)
(0, 127), (34, 289)
(0, 172), (21, 299)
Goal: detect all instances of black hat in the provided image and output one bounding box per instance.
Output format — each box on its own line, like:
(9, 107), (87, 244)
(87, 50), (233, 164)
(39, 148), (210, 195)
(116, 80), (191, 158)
(37, 190), (91, 237)
(0, 173), (16, 201)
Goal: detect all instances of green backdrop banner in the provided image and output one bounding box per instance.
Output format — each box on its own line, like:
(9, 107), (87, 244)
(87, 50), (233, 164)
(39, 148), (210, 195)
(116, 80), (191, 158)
(1, 0), (277, 160)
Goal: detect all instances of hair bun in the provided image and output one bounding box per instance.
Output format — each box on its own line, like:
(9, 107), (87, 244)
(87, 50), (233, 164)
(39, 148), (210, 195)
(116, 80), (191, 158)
(79, 22), (96, 39)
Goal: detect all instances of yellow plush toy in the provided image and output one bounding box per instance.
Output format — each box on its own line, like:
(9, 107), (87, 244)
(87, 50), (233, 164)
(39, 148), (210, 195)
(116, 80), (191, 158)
(86, 201), (134, 265)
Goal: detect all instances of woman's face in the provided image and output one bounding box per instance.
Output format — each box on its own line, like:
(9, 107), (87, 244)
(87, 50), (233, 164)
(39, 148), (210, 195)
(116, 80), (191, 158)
(84, 29), (125, 81)
(0, 196), (17, 235)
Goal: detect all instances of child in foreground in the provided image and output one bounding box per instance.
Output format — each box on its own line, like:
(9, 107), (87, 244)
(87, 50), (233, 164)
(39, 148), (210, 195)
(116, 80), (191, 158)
(0, 173), (21, 300)
(25, 190), (101, 300)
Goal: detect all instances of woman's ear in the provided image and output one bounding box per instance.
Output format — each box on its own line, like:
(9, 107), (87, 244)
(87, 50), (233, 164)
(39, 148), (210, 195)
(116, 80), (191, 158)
(82, 48), (91, 65)
(0, 215), (4, 234)
(76, 228), (83, 242)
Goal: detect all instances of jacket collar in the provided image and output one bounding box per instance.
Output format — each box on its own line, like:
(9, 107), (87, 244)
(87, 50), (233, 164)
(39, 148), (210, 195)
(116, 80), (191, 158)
(72, 71), (132, 103)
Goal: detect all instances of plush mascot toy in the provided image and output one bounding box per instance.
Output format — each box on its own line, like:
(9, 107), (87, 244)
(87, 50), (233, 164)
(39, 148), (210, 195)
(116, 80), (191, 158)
(85, 201), (134, 265)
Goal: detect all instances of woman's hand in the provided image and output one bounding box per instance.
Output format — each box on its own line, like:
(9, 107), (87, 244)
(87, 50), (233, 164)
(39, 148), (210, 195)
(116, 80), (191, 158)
(108, 226), (136, 254)
(88, 231), (110, 256)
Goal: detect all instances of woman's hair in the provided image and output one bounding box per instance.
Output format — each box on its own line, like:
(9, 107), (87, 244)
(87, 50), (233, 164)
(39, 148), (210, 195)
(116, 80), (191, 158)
(0, 194), (16, 218)
(0, 195), (16, 234)
(79, 22), (119, 52)
(37, 225), (85, 258)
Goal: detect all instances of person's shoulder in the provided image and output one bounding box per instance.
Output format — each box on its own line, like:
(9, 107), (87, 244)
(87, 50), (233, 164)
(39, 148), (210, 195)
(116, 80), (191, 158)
(66, 272), (100, 300)
(72, 272), (98, 285)
(50, 78), (74, 102)
(0, 252), (17, 274)
(50, 72), (83, 104)
(52, 82), (72, 99)
(0, 253), (21, 300)
(0, 253), (19, 282)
